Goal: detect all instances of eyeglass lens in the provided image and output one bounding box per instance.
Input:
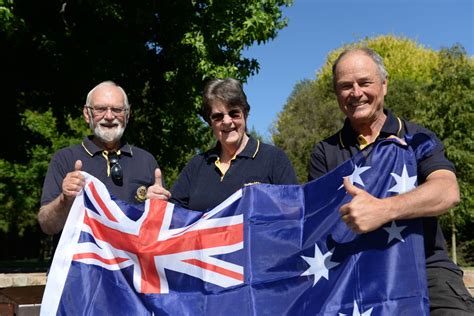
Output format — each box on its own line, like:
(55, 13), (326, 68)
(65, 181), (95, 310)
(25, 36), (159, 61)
(90, 106), (126, 115)
(210, 109), (243, 122)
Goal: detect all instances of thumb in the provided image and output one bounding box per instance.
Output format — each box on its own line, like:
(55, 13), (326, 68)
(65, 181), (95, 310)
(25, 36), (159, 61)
(75, 160), (82, 171)
(154, 168), (163, 186)
(343, 176), (362, 197)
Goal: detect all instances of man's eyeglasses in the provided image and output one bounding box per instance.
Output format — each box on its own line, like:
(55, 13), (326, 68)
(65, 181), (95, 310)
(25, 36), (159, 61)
(210, 109), (243, 122)
(87, 105), (127, 116)
(108, 152), (123, 183)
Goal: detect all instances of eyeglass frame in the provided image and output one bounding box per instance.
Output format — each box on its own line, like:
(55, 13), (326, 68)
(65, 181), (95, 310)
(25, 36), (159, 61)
(209, 109), (244, 123)
(86, 105), (129, 117)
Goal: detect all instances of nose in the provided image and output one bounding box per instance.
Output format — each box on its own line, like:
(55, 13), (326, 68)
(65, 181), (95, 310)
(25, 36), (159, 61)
(351, 83), (363, 97)
(222, 114), (234, 124)
(104, 108), (115, 120)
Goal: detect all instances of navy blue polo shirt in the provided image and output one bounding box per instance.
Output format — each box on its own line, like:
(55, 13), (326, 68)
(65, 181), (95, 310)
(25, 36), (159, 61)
(309, 109), (455, 182)
(41, 136), (158, 206)
(308, 109), (459, 271)
(170, 137), (298, 211)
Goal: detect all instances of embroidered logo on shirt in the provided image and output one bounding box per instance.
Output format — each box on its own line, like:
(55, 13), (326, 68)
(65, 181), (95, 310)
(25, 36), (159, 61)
(135, 185), (147, 203)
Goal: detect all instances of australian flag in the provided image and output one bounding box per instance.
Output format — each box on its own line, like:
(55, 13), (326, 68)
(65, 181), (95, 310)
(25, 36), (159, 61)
(41, 135), (434, 315)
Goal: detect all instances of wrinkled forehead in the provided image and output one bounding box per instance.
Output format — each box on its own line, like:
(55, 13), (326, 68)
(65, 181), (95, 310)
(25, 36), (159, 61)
(335, 53), (380, 79)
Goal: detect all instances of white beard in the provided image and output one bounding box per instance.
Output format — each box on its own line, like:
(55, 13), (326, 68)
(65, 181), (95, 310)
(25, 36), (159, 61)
(91, 118), (125, 144)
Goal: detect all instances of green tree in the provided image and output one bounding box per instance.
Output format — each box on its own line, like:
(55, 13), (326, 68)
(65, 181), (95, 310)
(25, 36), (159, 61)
(273, 80), (342, 182)
(414, 45), (474, 265)
(0, 0), (292, 260)
(0, 110), (88, 260)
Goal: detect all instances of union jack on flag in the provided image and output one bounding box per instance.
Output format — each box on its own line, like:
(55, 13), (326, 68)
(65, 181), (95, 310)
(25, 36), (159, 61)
(74, 179), (244, 294)
(41, 135), (434, 315)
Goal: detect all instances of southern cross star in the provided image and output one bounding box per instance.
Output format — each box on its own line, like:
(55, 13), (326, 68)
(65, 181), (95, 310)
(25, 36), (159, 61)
(350, 164), (371, 187)
(301, 244), (339, 286)
(339, 164), (371, 190)
(388, 164), (417, 194)
(338, 300), (374, 316)
(383, 221), (407, 244)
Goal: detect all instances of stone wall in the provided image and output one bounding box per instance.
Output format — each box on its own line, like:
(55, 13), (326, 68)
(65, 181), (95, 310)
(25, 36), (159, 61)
(1, 270), (473, 293)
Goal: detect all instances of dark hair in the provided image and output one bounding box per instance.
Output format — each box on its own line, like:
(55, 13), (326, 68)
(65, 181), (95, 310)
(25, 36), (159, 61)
(332, 47), (388, 89)
(202, 78), (251, 124)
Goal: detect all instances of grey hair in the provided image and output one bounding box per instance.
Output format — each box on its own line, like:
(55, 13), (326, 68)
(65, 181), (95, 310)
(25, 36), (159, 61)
(202, 78), (251, 124)
(85, 81), (130, 110)
(332, 47), (388, 88)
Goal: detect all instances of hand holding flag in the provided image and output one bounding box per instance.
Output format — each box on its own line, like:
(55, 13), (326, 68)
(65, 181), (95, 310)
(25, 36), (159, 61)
(41, 135), (433, 315)
(340, 176), (393, 234)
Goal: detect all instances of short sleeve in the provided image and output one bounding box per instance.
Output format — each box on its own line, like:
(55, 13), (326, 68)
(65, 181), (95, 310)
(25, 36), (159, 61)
(308, 142), (328, 181)
(271, 148), (298, 185)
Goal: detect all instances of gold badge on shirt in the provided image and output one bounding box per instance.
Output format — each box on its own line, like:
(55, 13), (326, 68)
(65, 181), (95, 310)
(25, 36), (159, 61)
(135, 185), (147, 203)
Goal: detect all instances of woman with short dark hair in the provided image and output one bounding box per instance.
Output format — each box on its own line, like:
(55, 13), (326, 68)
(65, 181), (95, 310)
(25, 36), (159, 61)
(169, 78), (298, 211)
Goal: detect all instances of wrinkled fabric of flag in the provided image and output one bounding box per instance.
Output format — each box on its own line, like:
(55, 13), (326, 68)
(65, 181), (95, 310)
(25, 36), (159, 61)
(41, 135), (434, 315)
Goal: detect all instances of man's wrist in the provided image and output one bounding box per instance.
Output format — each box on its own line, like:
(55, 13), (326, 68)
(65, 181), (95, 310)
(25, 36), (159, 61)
(384, 197), (398, 223)
(60, 192), (75, 206)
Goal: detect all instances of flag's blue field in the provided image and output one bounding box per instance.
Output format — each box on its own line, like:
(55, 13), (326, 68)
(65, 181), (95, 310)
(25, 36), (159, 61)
(41, 135), (433, 315)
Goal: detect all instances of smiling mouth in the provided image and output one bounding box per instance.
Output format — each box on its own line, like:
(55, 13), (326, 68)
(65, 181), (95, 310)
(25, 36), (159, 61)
(349, 101), (368, 107)
(100, 123), (119, 128)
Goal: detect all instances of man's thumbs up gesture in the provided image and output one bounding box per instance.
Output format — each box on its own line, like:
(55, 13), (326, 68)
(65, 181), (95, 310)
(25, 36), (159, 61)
(340, 177), (392, 234)
(146, 168), (172, 200)
(62, 160), (85, 202)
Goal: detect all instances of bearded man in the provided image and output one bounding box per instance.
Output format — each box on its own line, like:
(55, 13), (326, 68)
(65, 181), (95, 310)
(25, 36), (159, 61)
(38, 81), (162, 238)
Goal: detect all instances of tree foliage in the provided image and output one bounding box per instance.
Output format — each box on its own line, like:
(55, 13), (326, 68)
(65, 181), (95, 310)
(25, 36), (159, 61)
(273, 80), (342, 182)
(414, 46), (474, 264)
(274, 35), (473, 264)
(0, 0), (292, 260)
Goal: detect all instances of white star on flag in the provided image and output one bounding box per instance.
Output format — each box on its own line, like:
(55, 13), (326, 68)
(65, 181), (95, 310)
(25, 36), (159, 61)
(350, 164), (371, 187)
(388, 164), (417, 194)
(338, 300), (374, 316)
(383, 221), (407, 243)
(339, 164), (371, 190)
(301, 244), (339, 286)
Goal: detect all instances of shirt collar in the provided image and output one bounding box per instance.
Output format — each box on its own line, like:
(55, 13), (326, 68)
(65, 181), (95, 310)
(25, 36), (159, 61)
(206, 136), (260, 161)
(379, 109), (403, 137)
(339, 109), (402, 148)
(81, 136), (133, 157)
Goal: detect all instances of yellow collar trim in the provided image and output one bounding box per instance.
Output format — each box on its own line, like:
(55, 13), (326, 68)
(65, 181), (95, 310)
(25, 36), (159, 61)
(81, 141), (94, 157)
(252, 140), (260, 158)
(338, 131), (345, 148)
(396, 117), (403, 136)
(102, 150), (121, 177)
(339, 116), (402, 149)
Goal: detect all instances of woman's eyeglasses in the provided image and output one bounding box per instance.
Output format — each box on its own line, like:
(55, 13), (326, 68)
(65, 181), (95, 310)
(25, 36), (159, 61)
(210, 109), (243, 122)
(108, 152), (123, 182)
